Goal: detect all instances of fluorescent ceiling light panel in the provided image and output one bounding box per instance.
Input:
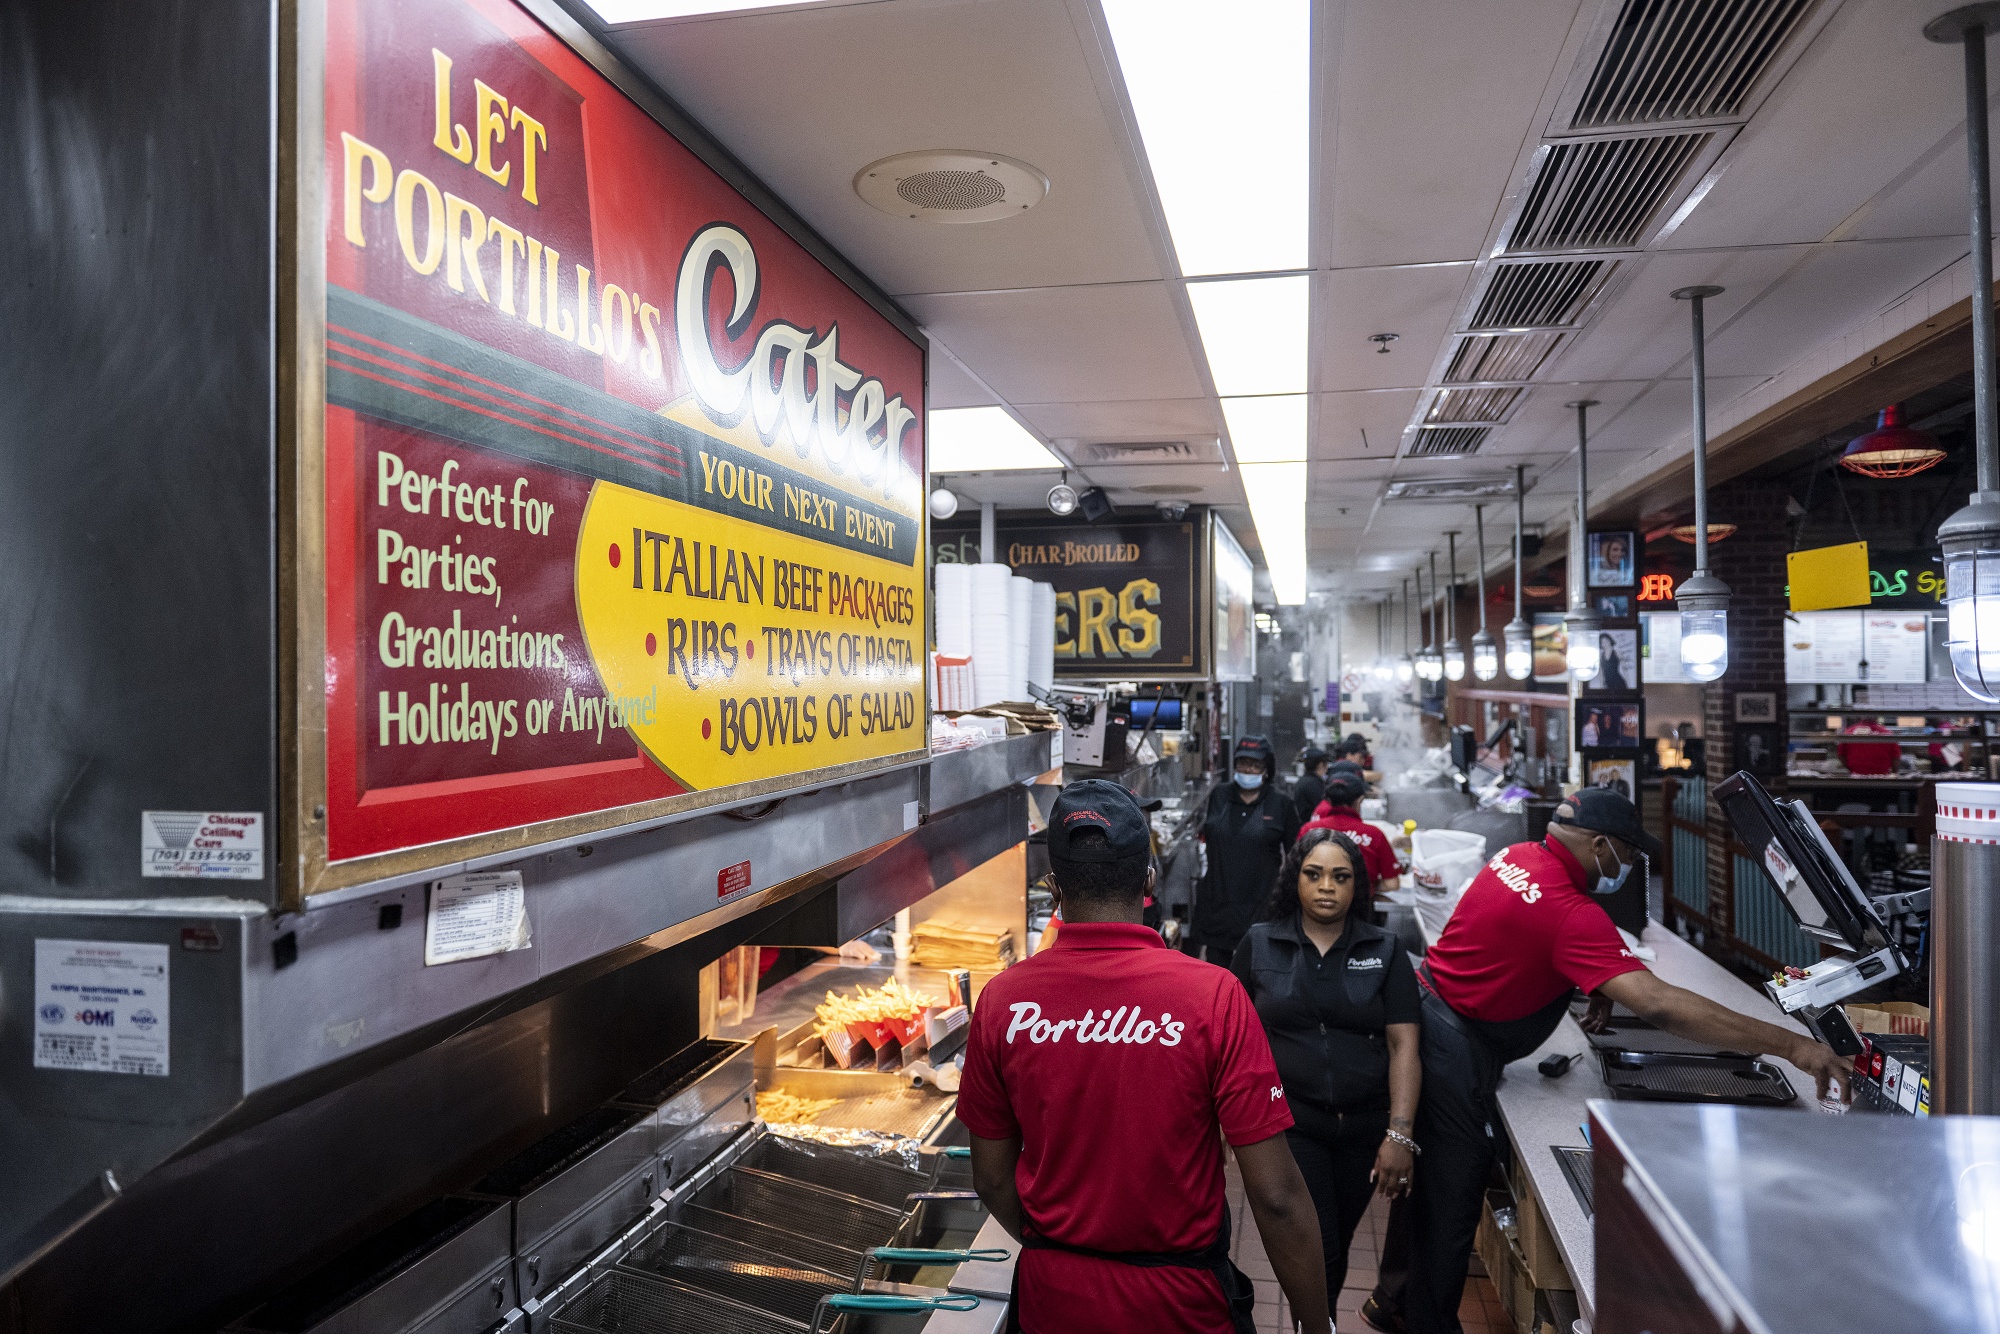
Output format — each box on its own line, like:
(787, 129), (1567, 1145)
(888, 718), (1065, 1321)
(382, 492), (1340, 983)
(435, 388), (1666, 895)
(1221, 395), (1307, 463)
(1241, 461), (1308, 605)
(582, 0), (832, 21)
(1101, 0), (1310, 276)
(1188, 276), (1309, 398)
(927, 407), (1063, 473)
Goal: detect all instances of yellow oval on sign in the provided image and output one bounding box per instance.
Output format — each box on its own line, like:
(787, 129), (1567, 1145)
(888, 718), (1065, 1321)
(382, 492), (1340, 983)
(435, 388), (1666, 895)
(574, 480), (925, 790)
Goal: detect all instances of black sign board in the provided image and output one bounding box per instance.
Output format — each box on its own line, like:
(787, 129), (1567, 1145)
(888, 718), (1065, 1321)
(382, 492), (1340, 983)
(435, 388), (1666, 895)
(933, 516), (1204, 678)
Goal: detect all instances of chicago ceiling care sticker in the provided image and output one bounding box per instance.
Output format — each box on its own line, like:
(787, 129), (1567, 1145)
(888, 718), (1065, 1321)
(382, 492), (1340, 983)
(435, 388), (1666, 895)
(141, 811), (264, 880)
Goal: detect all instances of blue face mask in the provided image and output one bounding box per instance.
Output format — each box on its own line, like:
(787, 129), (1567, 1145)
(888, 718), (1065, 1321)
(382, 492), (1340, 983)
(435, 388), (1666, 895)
(1234, 771), (1264, 791)
(1591, 844), (1632, 895)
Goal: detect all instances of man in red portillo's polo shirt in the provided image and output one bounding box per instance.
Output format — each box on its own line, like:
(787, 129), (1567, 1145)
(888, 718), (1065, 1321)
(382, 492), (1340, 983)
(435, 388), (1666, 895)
(1297, 770), (1400, 892)
(960, 779), (1334, 1334)
(1368, 789), (1853, 1334)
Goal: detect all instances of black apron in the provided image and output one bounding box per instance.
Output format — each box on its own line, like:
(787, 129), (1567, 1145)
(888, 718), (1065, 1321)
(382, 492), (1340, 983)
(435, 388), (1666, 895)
(1004, 1204), (1256, 1334)
(1415, 962), (1574, 1065)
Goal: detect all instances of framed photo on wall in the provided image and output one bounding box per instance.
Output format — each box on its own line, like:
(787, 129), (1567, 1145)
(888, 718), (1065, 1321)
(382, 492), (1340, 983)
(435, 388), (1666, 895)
(1582, 628), (1640, 693)
(1588, 531), (1637, 588)
(1586, 757), (1636, 800)
(1733, 723), (1784, 777)
(1594, 593), (1632, 620)
(1734, 692), (1777, 724)
(1577, 700), (1643, 751)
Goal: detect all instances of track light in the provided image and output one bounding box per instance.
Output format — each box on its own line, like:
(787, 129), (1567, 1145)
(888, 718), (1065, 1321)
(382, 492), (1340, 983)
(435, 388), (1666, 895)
(1047, 471), (1079, 517)
(928, 487), (960, 520)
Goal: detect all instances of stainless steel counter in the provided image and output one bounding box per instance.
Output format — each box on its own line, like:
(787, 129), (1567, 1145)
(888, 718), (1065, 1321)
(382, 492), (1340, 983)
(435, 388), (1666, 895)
(1592, 1101), (2000, 1333)
(1492, 924), (1830, 1326)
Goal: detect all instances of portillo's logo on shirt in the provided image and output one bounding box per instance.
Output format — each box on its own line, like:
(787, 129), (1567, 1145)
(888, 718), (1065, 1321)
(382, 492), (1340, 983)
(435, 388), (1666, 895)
(1003, 1002), (1185, 1047)
(1489, 849), (1543, 904)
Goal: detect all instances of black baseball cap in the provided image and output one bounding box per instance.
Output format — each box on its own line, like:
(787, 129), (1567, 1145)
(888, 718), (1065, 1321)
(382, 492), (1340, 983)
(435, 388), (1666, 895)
(1048, 779), (1152, 862)
(1551, 787), (1662, 860)
(1323, 772), (1367, 807)
(1327, 759), (1365, 777)
(1232, 736), (1275, 769)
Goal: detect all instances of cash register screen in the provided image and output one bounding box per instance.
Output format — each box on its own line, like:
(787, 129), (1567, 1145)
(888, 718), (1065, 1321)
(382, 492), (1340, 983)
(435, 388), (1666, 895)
(1715, 770), (1883, 954)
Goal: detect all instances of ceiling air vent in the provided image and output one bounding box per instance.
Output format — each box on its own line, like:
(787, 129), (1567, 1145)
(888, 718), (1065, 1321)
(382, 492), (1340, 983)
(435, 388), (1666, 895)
(1407, 427), (1489, 458)
(1426, 387), (1521, 425)
(1503, 133), (1710, 252)
(1571, 0), (1819, 130)
(1444, 331), (1566, 383)
(1468, 261), (1617, 330)
(1086, 440), (1197, 462)
(1383, 476), (1518, 501)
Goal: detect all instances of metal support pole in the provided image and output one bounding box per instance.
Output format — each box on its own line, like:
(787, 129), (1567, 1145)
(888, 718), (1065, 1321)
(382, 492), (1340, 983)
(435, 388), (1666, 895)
(1514, 466), (1527, 625)
(979, 501), (996, 564)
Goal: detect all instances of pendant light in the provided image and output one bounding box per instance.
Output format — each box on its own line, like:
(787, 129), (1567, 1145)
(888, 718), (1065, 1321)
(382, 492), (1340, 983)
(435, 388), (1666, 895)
(1504, 465), (1534, 679)
(1841, 403), (1947, 479)
(1442, 532), (1467, 681)
(1563, 400), (1603, 682)
(1397, 578), (1416, 683)
(1931, 7), (2000, 700)
(1671, 285), (1731, 682)
(1471, 506), (1499, 680)
(1416, 559), (1443, 681)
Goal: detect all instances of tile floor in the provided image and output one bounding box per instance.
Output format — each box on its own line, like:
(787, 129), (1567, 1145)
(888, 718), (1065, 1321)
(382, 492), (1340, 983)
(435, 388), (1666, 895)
(1224, 1162), (1513, 1334)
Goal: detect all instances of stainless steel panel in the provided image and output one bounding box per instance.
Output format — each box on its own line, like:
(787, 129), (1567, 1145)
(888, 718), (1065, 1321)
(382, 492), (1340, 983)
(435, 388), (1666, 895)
(657, 1085), (758, 1187)
(926, 733), (1054, 816)
(512, 1163), (659, 1305)
(226, 1197), (514, 1334)
(835, 786), (1028, 943)
(1592, 1100), (2000, 1334)
(1934, 836), (1999, 1114)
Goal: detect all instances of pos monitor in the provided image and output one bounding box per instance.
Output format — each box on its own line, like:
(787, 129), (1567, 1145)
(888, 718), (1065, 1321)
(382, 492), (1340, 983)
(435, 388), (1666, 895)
(1713, 770), (1908, 1056)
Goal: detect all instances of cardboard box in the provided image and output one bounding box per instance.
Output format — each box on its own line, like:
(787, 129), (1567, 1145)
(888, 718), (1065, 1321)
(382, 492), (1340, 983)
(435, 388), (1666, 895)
(1845, 1001), (1930, 1038)
(1476, 1189), (1538, 1334)
(1507, 1153), (1576, 1291)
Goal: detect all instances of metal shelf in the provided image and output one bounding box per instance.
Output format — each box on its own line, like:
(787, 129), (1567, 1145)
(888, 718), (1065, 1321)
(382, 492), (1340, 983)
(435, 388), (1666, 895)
(0, 732), (1053, 1288)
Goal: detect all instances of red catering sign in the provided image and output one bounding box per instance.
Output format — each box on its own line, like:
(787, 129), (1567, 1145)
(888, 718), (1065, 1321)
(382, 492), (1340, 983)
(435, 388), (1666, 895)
(315, 0), (927, 878)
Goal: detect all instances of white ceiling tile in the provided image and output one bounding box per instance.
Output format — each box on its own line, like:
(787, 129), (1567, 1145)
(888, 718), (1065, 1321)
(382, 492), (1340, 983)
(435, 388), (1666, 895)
(906, 283), (1207, 405)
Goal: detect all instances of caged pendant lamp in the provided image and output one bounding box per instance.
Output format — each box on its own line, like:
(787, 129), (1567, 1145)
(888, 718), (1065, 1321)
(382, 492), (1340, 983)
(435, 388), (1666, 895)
(1841, 404), (1947, 480)
(1931, 6), (2000, 699)
(1564, 401), (1603, 682)
(1443, 532), (1467, 681)
(1504, 466), (1534, 680)
(1671, 285), (1731, 682)
(1471, 506), (1499, 681)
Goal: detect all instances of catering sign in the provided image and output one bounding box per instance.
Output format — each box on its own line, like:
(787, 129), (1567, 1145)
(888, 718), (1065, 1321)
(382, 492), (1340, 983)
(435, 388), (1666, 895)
(305, 0), (926, 889)
(933, 517), (1203, 678)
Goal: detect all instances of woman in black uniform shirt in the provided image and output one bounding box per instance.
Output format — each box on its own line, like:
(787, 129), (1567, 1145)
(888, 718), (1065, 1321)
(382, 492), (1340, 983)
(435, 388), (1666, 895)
(1232, 828), (1422, 1304)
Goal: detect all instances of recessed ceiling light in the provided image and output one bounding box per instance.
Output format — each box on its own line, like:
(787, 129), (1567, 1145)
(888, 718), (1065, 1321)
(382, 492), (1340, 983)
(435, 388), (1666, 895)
(855, 151), (1048, 224)
(1188, 277), (1309, 397)
(1222, 395), (1307, 464)
(1241, 462), (1307, 605)
(928, 407), (1063, 472)
(1101, 0), (1309, 276)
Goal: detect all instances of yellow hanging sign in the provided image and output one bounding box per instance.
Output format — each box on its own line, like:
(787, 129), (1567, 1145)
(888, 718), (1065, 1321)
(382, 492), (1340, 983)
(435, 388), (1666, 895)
(1788, 541), (1873, 612)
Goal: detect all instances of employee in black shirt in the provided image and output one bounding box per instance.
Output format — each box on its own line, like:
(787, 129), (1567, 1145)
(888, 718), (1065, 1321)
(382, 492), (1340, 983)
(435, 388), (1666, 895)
(1293, 748), (1331, 829)
(1195, 737), (1300, 964)
(1232, 827), (1422, 1304)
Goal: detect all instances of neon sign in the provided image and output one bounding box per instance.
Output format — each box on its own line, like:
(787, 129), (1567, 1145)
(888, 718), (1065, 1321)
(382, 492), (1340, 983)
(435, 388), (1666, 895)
(1637, 574), (1675, 602)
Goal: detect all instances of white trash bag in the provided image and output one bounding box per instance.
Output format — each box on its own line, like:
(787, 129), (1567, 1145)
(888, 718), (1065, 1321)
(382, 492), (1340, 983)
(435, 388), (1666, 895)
(1408, 829), (1489, 939)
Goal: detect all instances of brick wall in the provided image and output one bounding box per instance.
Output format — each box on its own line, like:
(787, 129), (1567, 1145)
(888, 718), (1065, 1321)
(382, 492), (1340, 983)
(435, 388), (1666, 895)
(1699, 479), (1792, 935)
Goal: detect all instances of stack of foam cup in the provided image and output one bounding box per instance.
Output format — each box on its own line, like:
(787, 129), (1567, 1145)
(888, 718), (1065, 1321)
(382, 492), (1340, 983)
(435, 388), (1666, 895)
(1007, 576), (1033, 702)
(934, 563), (973, 659)
(1029, 582), (1057, 694)
(968, 562), (1015, 707)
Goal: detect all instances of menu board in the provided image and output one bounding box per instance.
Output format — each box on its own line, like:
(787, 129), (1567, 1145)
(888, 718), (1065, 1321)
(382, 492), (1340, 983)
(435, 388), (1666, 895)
(1640, 612), (1689, 685)
(308, 0), (926, 886)
(1211, 517), (1256, 683)
(1784, 612), (1927, 684)
(1863, 612), (1931, 683)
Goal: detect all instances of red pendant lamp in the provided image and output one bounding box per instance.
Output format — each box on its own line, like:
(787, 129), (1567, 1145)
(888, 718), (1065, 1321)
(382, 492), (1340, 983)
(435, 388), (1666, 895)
(1670, 517), (1737, 544)
(1840, 403), (1947, 479)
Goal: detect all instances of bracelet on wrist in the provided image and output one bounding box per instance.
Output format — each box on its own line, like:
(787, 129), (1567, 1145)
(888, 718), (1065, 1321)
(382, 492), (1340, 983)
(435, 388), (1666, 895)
(1383, 1128), (1421, 1155)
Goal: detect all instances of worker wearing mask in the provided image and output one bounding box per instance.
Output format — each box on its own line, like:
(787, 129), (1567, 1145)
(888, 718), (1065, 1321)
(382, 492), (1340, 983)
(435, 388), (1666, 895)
(961, 779), (1332, 1334)
(1293, 748), (1331, 828)
(1368, 789), (1853, 1334)
(1298, 770), (1401, 894)
(1195, 737), (1300, 965)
